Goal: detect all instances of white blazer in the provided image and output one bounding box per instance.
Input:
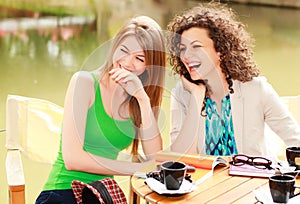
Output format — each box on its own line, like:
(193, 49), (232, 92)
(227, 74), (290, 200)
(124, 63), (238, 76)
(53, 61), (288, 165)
(170, 77), (300, 156)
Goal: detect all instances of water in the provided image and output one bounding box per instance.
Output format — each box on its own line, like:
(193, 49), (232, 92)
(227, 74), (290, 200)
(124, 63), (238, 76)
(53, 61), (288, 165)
(1, 0), (300, 203)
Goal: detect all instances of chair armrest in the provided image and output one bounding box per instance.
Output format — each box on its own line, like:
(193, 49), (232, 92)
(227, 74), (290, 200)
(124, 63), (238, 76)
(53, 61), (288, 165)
(6, 150), (25, 204)
(6, 150), (25, 186)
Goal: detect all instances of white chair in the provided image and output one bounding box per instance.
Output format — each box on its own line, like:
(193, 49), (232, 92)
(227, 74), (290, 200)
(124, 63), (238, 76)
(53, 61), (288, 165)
(265, 95), (300, 159)
(5, 94), (132, 203)
(281, 95), (300, 124)
(5, 95), (63, 204)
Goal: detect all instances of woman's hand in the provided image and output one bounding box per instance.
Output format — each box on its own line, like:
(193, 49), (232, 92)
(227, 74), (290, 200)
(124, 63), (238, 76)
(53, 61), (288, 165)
(109, 68), (146, 99)
(181, 75), (206, 96)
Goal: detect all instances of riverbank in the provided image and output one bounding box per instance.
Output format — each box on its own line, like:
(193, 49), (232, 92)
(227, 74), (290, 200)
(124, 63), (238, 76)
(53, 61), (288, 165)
(2, 0), (300, 18)
(0, 0), (95, 16)
(227, 0), (300, 9)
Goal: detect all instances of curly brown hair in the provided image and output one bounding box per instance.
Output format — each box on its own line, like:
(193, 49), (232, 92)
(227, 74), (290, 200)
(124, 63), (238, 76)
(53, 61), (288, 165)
(167, 2), (260, 93)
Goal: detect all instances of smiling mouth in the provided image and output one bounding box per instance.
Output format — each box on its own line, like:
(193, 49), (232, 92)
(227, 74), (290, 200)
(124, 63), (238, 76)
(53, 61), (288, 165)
(188, 63), (201, 71)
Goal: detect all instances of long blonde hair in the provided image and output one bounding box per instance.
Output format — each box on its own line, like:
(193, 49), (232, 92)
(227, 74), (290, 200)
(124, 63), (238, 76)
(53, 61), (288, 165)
(100, 16), (166, 156)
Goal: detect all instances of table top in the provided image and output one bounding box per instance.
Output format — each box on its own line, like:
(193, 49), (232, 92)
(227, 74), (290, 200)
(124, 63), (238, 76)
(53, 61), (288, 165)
(130, 152), (300, 204)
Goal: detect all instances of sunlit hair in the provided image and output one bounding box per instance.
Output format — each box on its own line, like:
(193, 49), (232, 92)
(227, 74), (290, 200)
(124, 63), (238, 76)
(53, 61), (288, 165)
(100, 16), (166, 157)
(167, 2), (260, 93)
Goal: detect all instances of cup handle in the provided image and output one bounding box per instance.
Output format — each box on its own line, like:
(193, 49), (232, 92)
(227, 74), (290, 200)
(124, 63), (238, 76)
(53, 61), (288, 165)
(294, 170), (300, 177)
(159, 170), (164, 184)
(291, 185), (300, 198)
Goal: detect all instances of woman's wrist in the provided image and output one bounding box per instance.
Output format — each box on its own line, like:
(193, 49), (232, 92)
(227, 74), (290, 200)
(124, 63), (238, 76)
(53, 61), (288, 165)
(135, 90), (150, 103)
(191, 89), (205, 104)
(191, 85), (205, 97)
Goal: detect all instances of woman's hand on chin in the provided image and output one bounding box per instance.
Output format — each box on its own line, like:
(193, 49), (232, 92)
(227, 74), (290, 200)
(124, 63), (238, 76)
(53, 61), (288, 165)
(109, 68), (145, 99)
(181, 75), (206, 95)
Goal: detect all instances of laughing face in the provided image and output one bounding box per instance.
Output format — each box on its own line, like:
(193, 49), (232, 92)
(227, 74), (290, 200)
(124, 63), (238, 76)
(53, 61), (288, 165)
(179, 27), (221, 81)
(112, 35), (146, 76)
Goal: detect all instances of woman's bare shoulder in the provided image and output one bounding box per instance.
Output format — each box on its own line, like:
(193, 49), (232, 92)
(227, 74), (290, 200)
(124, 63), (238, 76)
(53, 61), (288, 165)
(69, 71), (95, 86)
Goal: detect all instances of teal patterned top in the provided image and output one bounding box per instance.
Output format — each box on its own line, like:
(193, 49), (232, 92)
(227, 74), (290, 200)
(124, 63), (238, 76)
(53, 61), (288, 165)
(205, 94), (238, 156)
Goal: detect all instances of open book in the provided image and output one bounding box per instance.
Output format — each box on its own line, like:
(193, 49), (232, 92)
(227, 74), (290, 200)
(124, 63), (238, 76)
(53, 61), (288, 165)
(193, 156), (228, 185)
(155, 151), (228, 185)
(155, 151), (228, 169)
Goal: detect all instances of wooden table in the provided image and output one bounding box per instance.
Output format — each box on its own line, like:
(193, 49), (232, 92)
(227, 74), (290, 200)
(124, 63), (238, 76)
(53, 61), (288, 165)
(129, 152), (300, 204)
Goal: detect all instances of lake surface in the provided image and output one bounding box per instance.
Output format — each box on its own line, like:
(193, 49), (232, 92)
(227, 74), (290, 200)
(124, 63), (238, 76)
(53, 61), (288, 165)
(1, 0), (300, 203)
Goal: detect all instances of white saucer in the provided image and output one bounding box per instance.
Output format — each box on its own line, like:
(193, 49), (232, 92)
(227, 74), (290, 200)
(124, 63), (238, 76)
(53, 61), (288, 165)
(145, 178), (197, 195)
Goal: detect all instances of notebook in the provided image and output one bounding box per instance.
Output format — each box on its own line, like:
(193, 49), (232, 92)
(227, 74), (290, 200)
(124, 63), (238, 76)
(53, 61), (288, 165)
(228, 157), (276, 178)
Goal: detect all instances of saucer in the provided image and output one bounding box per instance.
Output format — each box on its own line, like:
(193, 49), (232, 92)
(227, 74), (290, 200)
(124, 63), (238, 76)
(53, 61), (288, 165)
(145, 178), (197, 195)
(254, 187), (300, 204)
(277, 161), (299, 177)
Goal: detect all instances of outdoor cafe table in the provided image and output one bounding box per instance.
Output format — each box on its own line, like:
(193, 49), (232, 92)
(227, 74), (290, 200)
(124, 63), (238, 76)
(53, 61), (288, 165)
(129, 151), (300, 204)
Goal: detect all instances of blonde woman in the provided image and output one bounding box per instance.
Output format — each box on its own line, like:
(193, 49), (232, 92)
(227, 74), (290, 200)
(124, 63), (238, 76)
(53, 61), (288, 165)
(36, 16), (165, 203)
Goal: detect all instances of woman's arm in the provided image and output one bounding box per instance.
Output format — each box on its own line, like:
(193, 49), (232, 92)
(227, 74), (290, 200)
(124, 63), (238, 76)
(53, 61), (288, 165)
(62, 71), (153, 175)
(170, 77), (206, 154)
(109, 68), (163, 159)
(135, 91), (162, 160)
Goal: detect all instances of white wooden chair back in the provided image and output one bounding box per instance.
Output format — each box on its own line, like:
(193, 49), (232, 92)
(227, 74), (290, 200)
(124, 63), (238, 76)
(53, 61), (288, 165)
(281, 95), (300, 124)
(265, 95), (300, 159)
(5, 94), (63, 204)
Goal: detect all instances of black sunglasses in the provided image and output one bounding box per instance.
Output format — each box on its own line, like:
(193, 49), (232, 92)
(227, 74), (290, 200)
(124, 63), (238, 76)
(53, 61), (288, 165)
(229, 154), (273, 170)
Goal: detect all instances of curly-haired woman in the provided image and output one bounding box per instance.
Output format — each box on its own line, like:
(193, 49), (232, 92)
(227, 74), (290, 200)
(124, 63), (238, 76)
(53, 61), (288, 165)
(167, 2), (300, 156)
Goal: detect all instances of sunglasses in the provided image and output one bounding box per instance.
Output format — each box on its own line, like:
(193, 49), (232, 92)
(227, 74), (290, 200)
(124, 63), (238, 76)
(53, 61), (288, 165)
(229, 154), (273, 170)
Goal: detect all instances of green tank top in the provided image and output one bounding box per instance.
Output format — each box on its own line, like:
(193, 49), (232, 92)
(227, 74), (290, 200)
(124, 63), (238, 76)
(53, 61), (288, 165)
(43, 73), (135, 190)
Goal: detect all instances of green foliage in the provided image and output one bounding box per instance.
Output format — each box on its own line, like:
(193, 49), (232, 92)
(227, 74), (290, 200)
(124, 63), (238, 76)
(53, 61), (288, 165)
(0, 0), (95, 16)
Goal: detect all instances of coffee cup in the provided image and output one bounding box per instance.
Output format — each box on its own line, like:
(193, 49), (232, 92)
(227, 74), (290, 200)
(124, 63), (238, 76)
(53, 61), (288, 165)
(286, 147), (300, 170)
(269, 174), (298, 203)
(160, 161), (187, 190)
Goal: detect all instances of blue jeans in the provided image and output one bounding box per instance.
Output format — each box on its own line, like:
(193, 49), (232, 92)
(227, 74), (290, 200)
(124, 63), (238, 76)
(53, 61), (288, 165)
(35, 189), (77, 204)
